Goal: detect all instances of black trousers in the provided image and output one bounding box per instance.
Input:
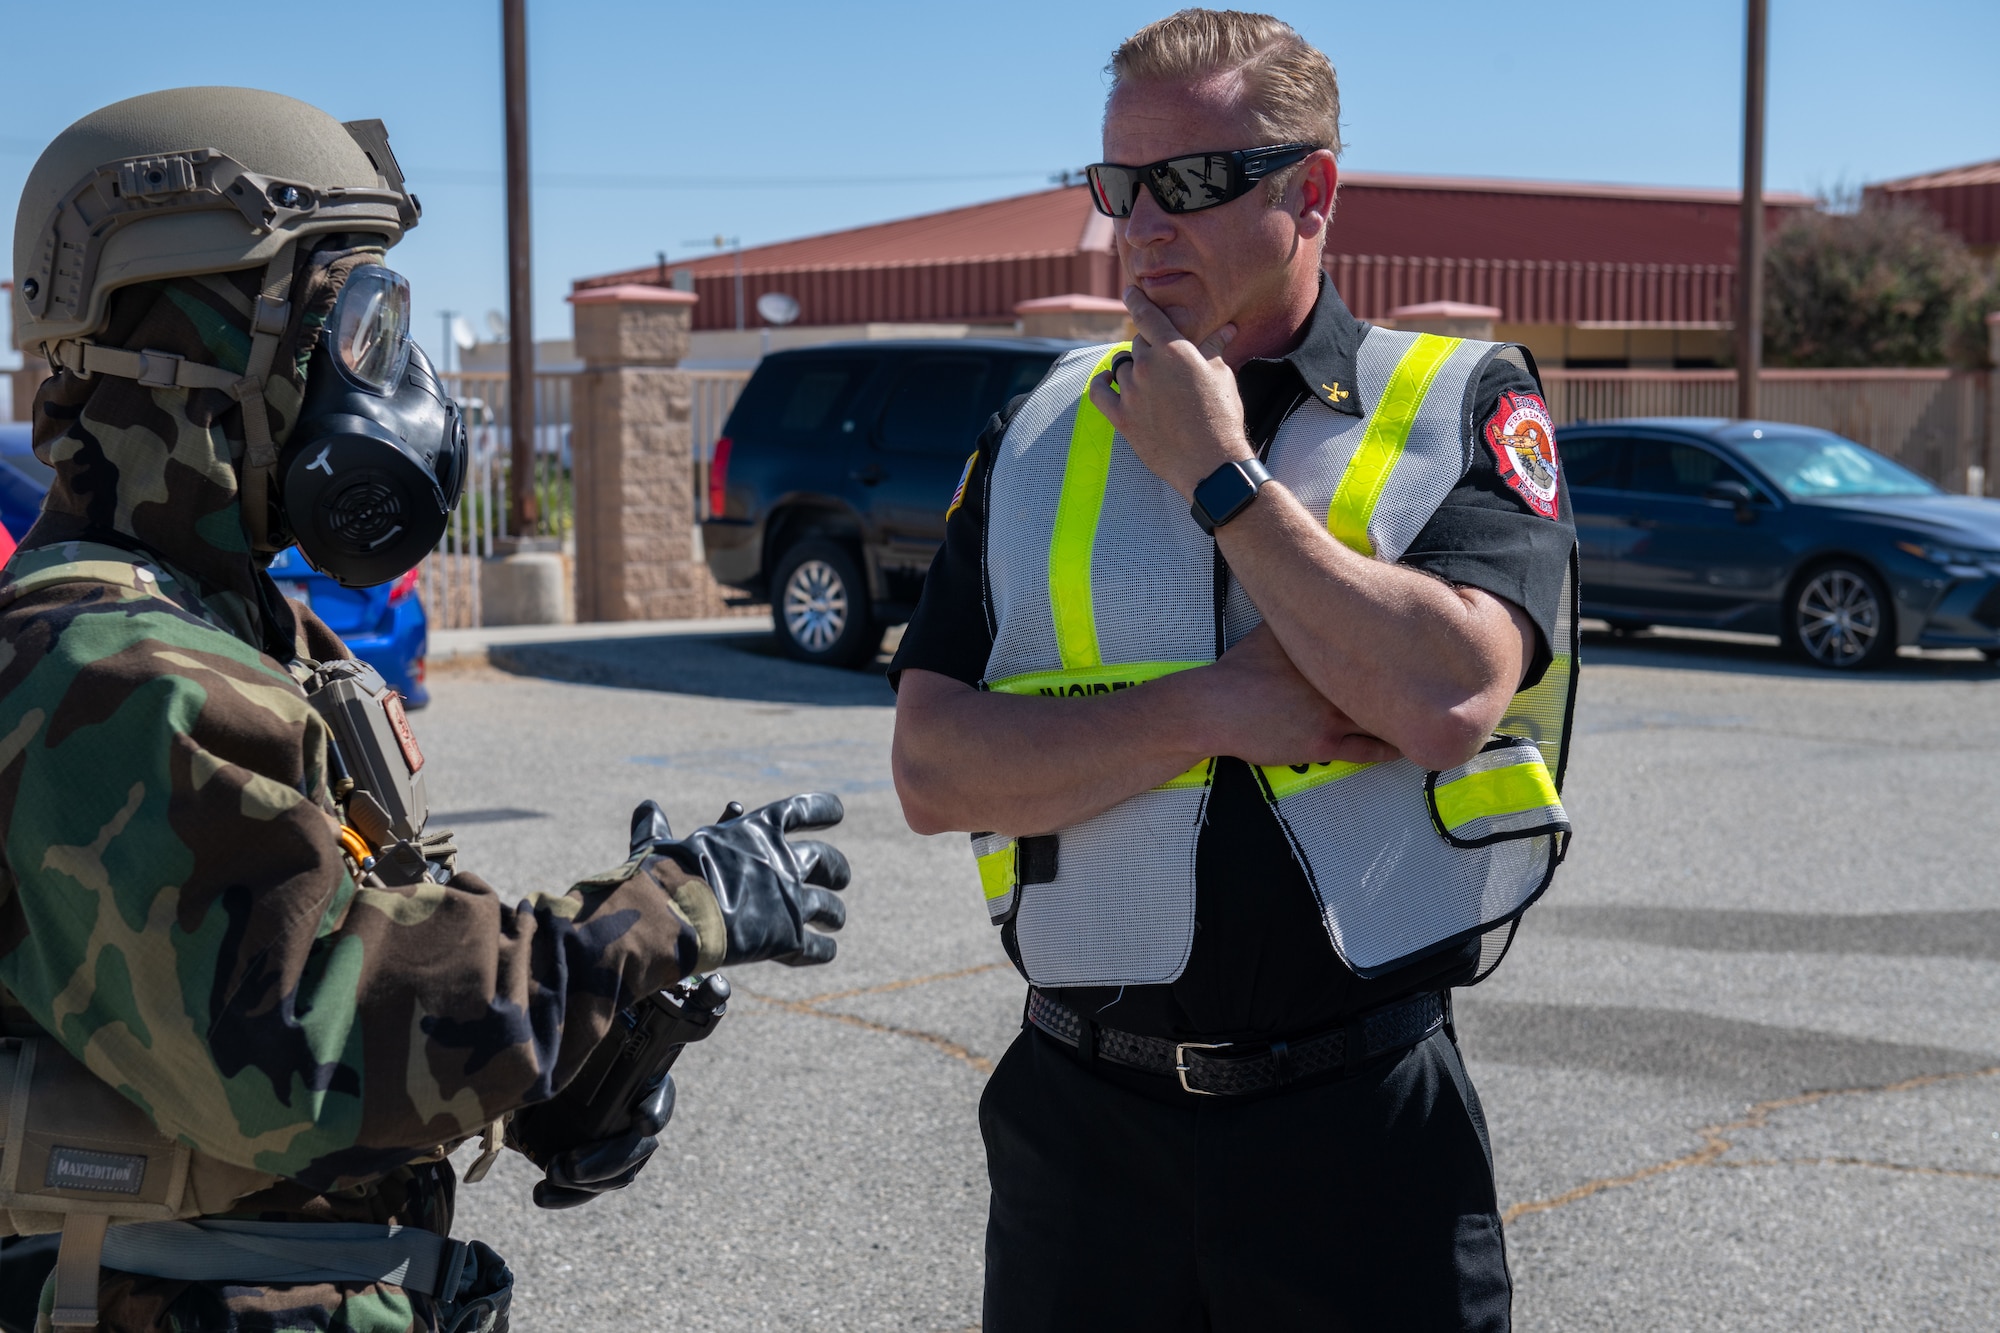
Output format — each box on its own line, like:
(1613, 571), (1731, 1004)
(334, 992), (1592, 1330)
(979, 1025), (1511, 1332)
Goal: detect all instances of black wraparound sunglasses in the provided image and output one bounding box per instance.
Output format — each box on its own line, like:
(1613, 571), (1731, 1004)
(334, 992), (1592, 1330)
(1084, 143), (1323, 218)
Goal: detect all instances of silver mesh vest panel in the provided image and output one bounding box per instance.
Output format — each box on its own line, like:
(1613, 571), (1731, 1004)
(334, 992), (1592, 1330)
(982, 344), (1215, 986)
(977, 330), (1574, 987)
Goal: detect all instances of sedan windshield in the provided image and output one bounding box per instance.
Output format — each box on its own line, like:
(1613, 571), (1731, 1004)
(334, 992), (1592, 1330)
(1732, 433), (1938, 499)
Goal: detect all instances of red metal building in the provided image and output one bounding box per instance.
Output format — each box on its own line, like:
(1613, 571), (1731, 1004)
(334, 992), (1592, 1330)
(575, 172), (1813, 368)
(1863, 159), (2000, 254)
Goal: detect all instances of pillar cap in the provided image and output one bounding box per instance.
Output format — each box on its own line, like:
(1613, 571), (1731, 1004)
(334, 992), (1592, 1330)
(1387, 300), (1502, 321)
(568, 284), (699, 306)
(1014, 293), (1127, 315)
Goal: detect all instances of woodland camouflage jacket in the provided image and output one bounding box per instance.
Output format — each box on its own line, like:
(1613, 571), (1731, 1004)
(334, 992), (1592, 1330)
(0, 260), (708, 1330)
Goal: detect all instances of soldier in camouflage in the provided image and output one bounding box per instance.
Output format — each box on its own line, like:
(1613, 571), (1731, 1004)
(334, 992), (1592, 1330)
(0, 88), (850, 1333)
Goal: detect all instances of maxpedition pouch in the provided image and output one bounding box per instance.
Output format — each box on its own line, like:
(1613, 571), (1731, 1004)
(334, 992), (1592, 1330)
(2, 1034), (280, 1327)
(0, 1036), (275, 1237)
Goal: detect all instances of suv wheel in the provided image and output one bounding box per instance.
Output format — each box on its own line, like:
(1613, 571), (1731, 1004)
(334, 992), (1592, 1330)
(1783, 561), (1895, 669)
(772, 539), (880, 668)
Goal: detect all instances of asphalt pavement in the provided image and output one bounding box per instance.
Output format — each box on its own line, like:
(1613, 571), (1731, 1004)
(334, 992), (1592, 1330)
(417, 623), (2000, 1331)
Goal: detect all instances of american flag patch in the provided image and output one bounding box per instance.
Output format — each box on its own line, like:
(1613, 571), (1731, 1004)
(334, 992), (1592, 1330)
(945, 449), (977, 521)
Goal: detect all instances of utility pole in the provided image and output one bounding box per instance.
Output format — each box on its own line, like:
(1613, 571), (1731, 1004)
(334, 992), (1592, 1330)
(682, 234), (746, 328)
(503, 0), (539, 536)
(1736, 0), (1768, 421)
(723, 235), (744, 331)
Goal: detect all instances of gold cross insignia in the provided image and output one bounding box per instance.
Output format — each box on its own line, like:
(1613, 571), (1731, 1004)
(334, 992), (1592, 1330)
(1322, 381), (1350, 403)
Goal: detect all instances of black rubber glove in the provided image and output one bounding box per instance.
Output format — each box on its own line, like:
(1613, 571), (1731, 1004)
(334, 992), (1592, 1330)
(637, 792), (850, 967)
(530, 1072), (675, 1210)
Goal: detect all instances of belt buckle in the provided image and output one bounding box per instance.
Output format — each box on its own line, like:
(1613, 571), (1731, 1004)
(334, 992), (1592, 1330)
(1173, 1041), (1231, 1096)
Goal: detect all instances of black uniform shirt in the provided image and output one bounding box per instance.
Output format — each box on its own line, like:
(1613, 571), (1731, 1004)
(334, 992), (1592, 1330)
(890, 278), (1575, 1043)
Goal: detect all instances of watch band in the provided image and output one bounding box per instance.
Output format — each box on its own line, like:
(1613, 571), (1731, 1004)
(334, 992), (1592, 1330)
(1190, 457), (1273, 534)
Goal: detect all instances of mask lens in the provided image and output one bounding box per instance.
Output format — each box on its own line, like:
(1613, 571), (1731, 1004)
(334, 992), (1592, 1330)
(332, 264), (413, 394)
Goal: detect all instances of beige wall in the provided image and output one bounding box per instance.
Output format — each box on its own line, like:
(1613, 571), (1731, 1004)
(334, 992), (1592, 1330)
(1494, 324), (1729, 370)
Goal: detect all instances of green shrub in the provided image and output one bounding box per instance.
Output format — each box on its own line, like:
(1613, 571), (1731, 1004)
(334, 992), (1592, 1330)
(1764, 203), (1993, 368)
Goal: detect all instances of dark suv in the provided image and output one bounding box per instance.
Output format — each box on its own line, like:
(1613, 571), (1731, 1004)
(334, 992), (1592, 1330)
(703, 339), (1074, 665)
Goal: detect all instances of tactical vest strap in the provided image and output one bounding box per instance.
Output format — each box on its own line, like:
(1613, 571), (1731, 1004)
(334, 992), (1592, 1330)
(50, 1213), (108, 1330)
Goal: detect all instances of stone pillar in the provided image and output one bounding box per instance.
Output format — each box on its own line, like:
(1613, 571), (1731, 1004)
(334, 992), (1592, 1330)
(1015, 294), (1132, 342)
(569, 284), (702, 621)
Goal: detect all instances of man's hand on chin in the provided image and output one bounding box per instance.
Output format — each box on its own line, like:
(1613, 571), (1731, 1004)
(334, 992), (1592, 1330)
(1086, 286), (1252, 500)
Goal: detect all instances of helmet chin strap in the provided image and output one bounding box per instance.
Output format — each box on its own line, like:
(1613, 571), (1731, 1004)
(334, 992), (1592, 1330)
(42, 240), (298, 554)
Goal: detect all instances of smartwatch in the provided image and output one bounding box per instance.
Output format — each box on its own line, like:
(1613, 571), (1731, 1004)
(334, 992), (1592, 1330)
(1190, 457), (1274, 534)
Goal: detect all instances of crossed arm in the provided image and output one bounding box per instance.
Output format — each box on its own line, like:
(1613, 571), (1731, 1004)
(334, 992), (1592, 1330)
(892, 292), (1534, 839)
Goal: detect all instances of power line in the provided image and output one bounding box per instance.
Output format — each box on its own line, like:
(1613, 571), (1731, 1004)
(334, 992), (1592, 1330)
(410, 166), (1067, 190)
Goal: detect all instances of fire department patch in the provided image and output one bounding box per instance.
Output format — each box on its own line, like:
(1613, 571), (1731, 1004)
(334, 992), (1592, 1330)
(1483, 391), (1561, 519)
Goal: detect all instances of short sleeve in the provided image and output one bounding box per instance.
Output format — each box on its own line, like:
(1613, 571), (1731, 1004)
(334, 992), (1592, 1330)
(885, 397), (1017, 690)
(1398, 355), (1576, 689)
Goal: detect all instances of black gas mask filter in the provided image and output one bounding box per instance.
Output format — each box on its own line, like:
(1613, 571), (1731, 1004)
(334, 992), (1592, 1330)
(279, 264), (467, 588)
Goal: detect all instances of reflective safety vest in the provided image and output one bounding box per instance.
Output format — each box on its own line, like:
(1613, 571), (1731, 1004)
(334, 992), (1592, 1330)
(970, 328), (1577, 988)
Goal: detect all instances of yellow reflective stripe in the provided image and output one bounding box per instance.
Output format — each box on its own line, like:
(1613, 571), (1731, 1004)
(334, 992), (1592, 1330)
(987, 661), (1214, 792)
(1326, 333), (1461, 556)
(1048, 343), (1131, 670)
(977, 841), (1017, 901)
(1160, 757), (1215, 790)
(1260, 758), (1375, 800)
(986, 659), (1205, 697)
(1432, 759), (1561, 831)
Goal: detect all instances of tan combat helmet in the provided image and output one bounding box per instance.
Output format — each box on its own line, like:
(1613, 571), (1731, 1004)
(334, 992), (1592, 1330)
(12, 85), (419, 357)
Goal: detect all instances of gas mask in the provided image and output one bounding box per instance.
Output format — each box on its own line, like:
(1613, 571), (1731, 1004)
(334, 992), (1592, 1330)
(279, 264), (467, 588)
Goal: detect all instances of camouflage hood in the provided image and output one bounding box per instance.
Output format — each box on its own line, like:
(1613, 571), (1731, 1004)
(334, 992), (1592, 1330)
(23, 242), (386, 653)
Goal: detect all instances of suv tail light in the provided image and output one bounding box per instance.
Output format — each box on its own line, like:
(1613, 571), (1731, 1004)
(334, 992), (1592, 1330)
(388, 568), (422, 604)
(708, 437), (733, 518)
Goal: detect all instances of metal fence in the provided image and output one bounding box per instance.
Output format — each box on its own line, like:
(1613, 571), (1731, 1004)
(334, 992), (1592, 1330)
(420, 368), (750, 628)
(421, 372), (575, 629)
(1541, 367), (1996, 494)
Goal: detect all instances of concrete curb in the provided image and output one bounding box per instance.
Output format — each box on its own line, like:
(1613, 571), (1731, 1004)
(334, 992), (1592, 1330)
(428, 615), (769, 666)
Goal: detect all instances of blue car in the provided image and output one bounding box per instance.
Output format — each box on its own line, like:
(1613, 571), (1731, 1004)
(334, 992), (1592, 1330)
(268, 546), (431, 705)
(0, 424), (430, 703)
(1562, 418), (2000, 668)
(0, 423), (53, 540)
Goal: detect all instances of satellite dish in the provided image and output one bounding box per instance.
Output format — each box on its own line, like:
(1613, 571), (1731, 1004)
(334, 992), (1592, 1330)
(451, 316), (478, 350)
(756, 291), (800, 326)
(484, 309), (509, 340)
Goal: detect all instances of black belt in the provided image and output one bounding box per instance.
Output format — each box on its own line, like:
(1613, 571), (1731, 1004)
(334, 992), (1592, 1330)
(1026, 988), (1446, 1097)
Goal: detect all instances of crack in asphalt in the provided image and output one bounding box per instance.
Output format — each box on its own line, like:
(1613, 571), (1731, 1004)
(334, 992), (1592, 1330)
(795, 961), (1012, 1008)
(747, 971), (2000, 1219)
(1501, 1064), (2000, 1225)
(736, 964), (1011, 1075)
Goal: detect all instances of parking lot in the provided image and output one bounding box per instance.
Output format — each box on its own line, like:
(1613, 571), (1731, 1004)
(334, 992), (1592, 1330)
(422, 625), (2000, 1331)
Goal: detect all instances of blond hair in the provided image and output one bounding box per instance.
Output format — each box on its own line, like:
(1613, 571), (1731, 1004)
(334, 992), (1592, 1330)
(1109, 10), (1340, 201)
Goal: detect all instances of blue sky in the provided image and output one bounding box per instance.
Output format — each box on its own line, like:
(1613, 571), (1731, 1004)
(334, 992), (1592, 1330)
(4, 0), (1996, 352)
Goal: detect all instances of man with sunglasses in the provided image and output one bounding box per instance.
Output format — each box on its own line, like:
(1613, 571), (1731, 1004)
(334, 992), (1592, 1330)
(891, 10), (1577, 1330)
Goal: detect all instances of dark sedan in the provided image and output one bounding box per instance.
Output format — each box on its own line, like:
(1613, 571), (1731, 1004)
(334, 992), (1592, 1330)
(1562, 418), (2000, 668)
